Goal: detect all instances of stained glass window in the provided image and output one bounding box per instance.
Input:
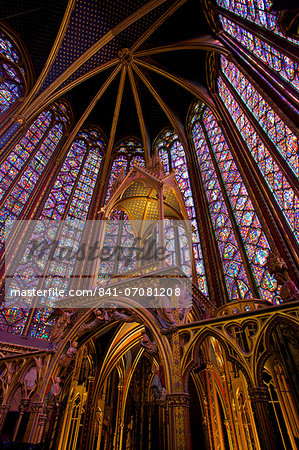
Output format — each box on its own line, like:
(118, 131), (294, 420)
(219, 16), (299, 93)
(101, 140), (145, 282)
(42, 129), (104, 221)
(0, 31), (25, 116)
(0, 307), (28, 336)
(0, 104), (69, 245)
(190, 103), (278, 302)
(218, 77), (299, 243)
(26, 128), (104, 339)
(0, 104), (71, 336)
(155, 130), (208, 294)
(2, 124), (64, 221)
(216, 0), (299, 45)
(220, 56), (299, 178)
(106, 139), (144, 200)
(106, 155), (129, 200)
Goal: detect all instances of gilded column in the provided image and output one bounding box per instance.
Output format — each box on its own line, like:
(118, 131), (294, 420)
(78, 375), (95, 449)
(12, 398), (30, 441)
(220, 372), (238, 449)
(167, 324), (192, 450)
(26, 402), (47, 445)
(167, 393), (192, 450)
(248, 387), (277, 450)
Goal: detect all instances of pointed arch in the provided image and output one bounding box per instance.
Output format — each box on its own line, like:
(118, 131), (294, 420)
(154, 128), (208, 294)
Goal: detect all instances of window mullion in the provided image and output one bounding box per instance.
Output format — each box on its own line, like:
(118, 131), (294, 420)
(220, 74), (299, 198)
(226, 53), (299, 135)
(218, 31), (299, 113)
(0, 118), (54, 211)
(217, 7), (299, 63)
(61, 143), (91, 221)
(199, 119), (260, 300)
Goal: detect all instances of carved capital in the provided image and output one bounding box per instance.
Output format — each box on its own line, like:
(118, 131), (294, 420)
(0, 405), (9, 414)
(167, 393), (190, 407)
(220, 372), (227, 382)
(19, 399), (30, 412)
(30, 402), (45, 414)
(248, 387), (269, 403)
(205, 362), (214, 372)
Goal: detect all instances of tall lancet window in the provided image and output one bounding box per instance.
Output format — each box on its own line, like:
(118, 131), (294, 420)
(27, 127), (104, 339)
(155, 130), (208, 295)
(216, 0), (299, 44)
(106, 138), (144, 201)
(1, 127), (104, 339)
(220, 56), (298, 178)
(41, 128), (104, 221)
(0, 29), (26, 117)
(0, 102), (70, 246)
(189, 102), (278, 302)
(217, 74), (299, 243)
(218, 16), (299, 93)
(215, 0), (299, 99)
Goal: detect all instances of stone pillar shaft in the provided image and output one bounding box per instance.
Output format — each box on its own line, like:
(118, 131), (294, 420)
(0, 405), (9, 435)
(167, 393), (192, 450)
(249, 387), (277, 450)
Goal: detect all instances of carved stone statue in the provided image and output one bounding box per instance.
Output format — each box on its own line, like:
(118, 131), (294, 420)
(155, 308), (177, 334)
(140, 330), (158, 355)
(266, 251), (288, 275)
(151, 366), (166, 405)
(279, 279), (299, 302)
(49, 309), (76, 350)
(77, 308), (109, 337)
(46, 377), (62, 405)
(266, 251), (299, 302)
(109, 307), (141, 323)
(58, 341), (78, 367)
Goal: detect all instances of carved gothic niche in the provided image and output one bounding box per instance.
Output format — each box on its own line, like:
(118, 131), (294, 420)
(22, 365), (37, 397)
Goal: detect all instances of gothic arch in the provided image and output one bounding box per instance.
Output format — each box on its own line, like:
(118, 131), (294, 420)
(255, 313), (299, 386)
(183, 329), (253, 389)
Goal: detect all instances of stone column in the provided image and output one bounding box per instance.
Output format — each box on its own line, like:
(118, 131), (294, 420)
(167, 324), (192, 450)
(167, 393), (192, 450)
(220, 372), (238, 449)
(79, 376), (95, 449)
(26, 402), (48, 444)
(12, 398), (30, 441)
(43, 402), (64, 448)
(0, 404), (9, 434)
(248, 387), (277, 450)
(202, 395), (213, 449)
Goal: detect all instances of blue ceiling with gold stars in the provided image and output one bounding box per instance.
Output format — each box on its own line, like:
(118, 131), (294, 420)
(1, 0), (212, 143)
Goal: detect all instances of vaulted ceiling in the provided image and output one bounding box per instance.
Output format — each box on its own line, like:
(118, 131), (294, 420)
(0, 0), (226, 157)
